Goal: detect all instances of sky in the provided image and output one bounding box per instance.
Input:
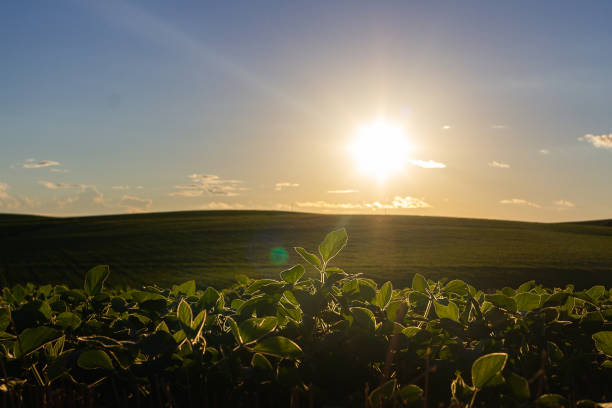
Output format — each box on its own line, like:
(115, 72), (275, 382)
(1, 1), (611, 222)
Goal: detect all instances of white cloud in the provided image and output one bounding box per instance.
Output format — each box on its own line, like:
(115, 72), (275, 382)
(50, 168), (69, 173)
(0, 183), (37, 209)
(274, 182), (299, 191)
(119, 195), (152, 212)
(488, 161), (510, 168)
(169, 190), (204, 197)
(39, 181), (105, 208)
(442, 125), (451, 130)
(500, 198), (541, 208)
(328, 189), (359, 194)
(112, 185), (130, 190)
(38, 181), (84, 189)
(539, 149), (550, 155)
(173, 174), (244, 196)
(579, 134), (612, 149)
(554, 200), (575, 208)
(409, 159), (446, 169)
(295, 196), (431, 211)
(23, 160), (60, 168)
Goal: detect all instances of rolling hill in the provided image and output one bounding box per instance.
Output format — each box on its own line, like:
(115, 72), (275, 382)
(1, 210), (611, 289)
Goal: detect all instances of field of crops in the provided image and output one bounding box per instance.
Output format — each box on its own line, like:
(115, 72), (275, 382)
(0, 229), (610, 407)
(2, 211), (612, 290)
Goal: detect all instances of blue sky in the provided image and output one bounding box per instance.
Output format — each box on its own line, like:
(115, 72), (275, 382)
(1, 1), (611, 221)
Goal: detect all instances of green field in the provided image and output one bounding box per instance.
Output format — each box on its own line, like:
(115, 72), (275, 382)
(1, 210), (611, 290)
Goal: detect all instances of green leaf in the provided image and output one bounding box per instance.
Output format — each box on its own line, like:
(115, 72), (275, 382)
(399, 384), (423, 404)
(350, 307), (376, 334)
(484, 294), (517, 313)
(507, 373), (530, 399)
(252, 336), (302, 358)
(294, 247), (322, 270)
(56, 312), (82, 330)
(586, 285), (605, 301)
(517, 280), (536, 293)
(0, 307), (10, 331)
(373, 281), (393, 310)
(251, 353), (273, 371)
(199, 287), (220, 309)
(280, 265), (305, 284)
(239, 317), (278, 344)
(173, 280), (196, 297)
(318, 228), (348, 264)
(369, 379), (396, 406)
(471, 352), (508, 389)
(434, 301), (460, 323)
(177, 298), (192, 328)
(226, 316), (242, 344)
(84, 265), (110, 297)
(412, 273), (428, 293)
(14, 326), (62, 358)
(514, 292), (541, 312)
(444, 279), (468, 295)
(542, 292), (569, 307)
(77, 350), (113, 370)
(536, 394), (568, 407)
(402, 326), (421, 338)
(593, 331), (612, 356)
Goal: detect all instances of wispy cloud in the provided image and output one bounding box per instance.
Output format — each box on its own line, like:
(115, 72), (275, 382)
(408, 159), (446, 169)
(169, 190), (204, 197)
(500, 198), (540, 208)
(295, 196), (431, 211)
(489, 161), (510, 169)
(112, 185), (130, 190)
(23, 159), (60, 168)
(328, 189), (359, 194)
(539, 149), (550, 155)
(579, 134), (612, 149)
(554, 200), (575, 208)
(491, 124), (507, 129)
(173, 174), (244, 196)
(442, 125), (451, 130)
(274, 182), (299, 191)
(119, 195), (152, 213)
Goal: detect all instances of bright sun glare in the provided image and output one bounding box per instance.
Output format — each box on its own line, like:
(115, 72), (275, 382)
(350, 119), (411, 180)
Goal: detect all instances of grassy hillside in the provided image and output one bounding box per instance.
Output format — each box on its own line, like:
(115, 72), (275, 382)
(1, 210), (611, 289)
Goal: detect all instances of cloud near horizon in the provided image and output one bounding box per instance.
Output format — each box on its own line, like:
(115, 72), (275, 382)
(579, 134), (612, 149)
(119, 195), (152, 212)
(500, 198), (540, 208)
(295, 196), (431, 211)
(488, 161), (510, 168)
(554, 200), (575, 208)
(274, 182), (299, 191)
(23, 159), (60, 168)
(173, 174), (244, 196)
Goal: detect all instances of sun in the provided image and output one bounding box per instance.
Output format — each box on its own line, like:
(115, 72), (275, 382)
(349, 119), (411, 180)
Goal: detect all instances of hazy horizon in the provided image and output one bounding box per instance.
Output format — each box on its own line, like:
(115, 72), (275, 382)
(2, 1), (612, 222)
